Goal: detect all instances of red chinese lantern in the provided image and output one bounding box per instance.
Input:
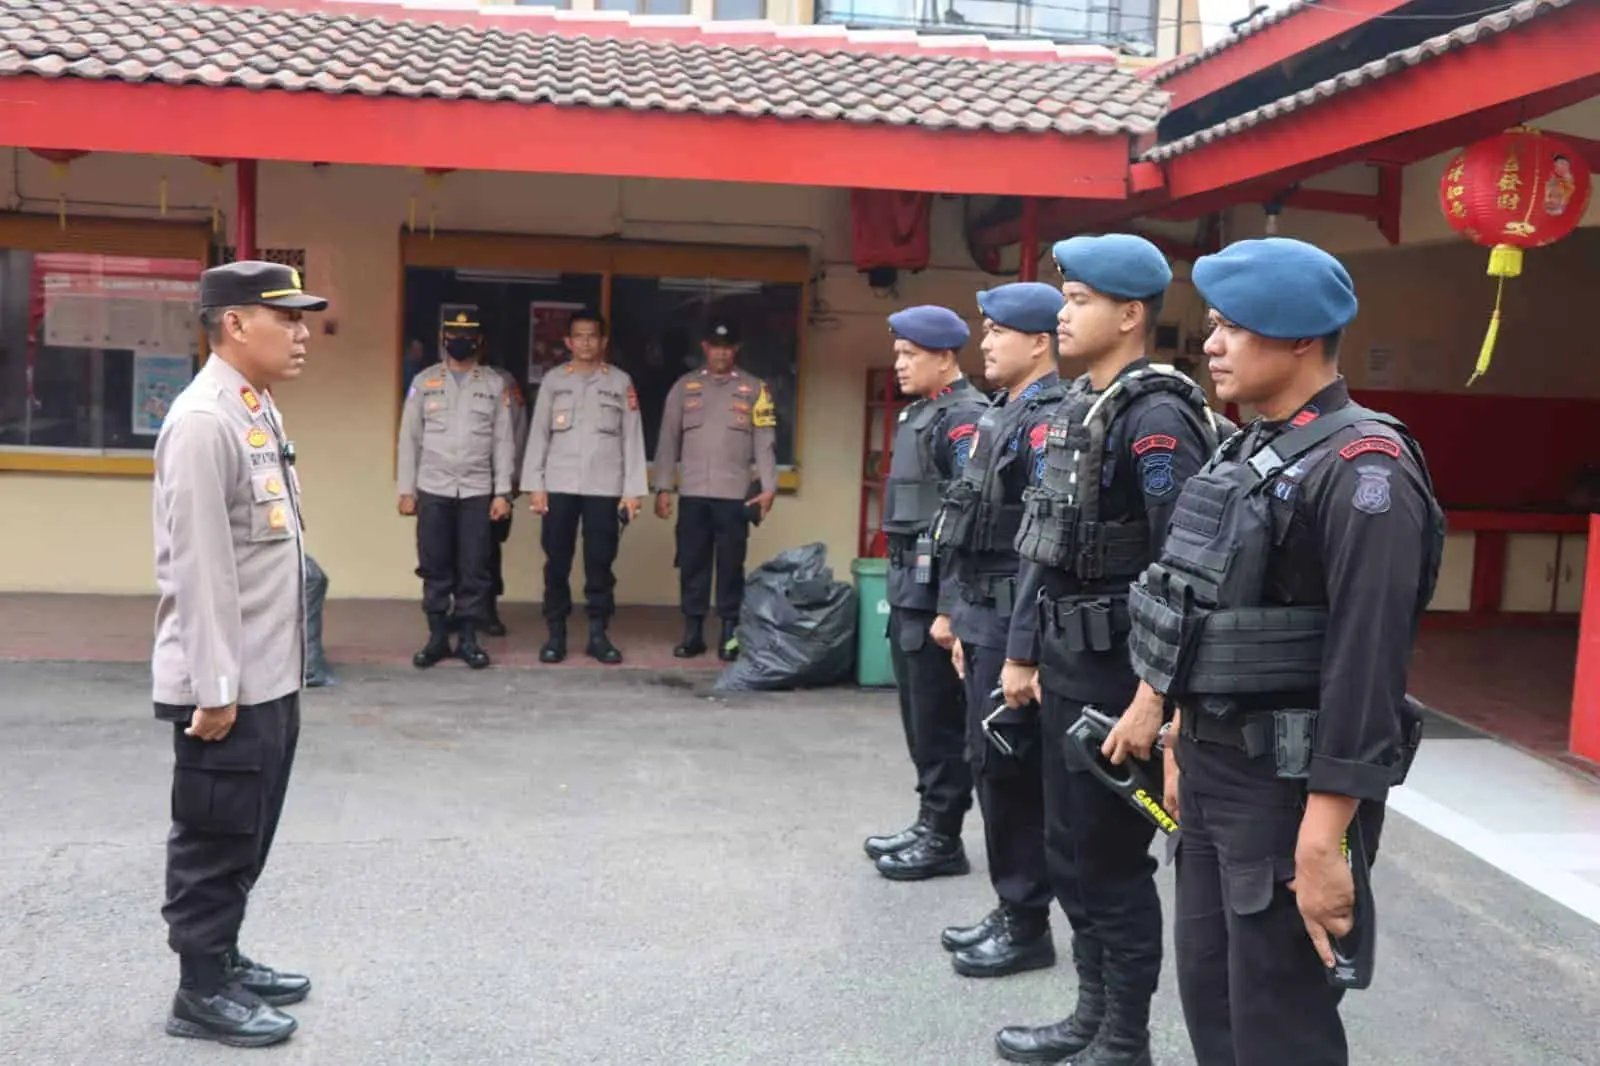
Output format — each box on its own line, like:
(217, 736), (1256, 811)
(1439, 126), (1592, 385)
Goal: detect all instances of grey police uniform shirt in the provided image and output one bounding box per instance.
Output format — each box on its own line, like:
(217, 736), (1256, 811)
(520, 361), (649, 499)
(651, 368), (778, 498)
(151, 355), (306, 709)
(396, 361), (516, 499)
(490, 365), (529, 493)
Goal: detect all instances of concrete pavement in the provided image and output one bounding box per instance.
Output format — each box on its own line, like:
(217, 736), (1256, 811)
(2, 660), (1598, 1065)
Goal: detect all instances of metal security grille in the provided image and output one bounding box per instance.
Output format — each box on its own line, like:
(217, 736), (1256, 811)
(215, 246), (308, 286)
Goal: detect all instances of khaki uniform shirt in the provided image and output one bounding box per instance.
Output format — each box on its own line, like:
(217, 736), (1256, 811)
(490, 365), (529, 493)
(151, 355), (305, 708)
(652, 368), (779, 499)
(520, 361), (648, 499)
(396, 361), (516, 499)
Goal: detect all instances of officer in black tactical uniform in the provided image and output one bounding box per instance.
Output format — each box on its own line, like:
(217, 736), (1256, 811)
(996, 234), (1227, 1066)
(866, 305), (988, 881)
(1125, 238), (1444, 1066)
(933, 282), (1068, 979)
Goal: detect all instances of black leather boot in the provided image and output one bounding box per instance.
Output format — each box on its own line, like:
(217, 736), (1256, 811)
(225, 949), (312, 1007)
(166, 954), (296, 1048)
(875, 831), (970, 881)
(1064, 952), (1153, 1066)
(674, 616), (707, 658)
(952, 906), (1056, 978)
(541, 619), (567, 664)
(587, 618), (623, 664)
(482, 598), (507, 637)
(995, 935), (1105, 1062)
(863, 812), (929, 860)
(941, 906), (1003, 952)
(717, 618), (739, 661)
(455, 620), (491, 669)
(412, 612), (452, 668)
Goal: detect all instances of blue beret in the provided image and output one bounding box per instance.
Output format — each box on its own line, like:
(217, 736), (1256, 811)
(1192, 238), (1358, 339)
(887, 305), (969, 351)
(1051, 234), (1172, 301)
(976, 282), (1063, 334)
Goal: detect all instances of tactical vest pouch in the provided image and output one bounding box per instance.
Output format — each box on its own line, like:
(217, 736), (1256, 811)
(1160, 471), (1272, 609)
(887, 480), (946, 531)
(1272, 710), (1316, 779)
(1184, 605), (1329, 695)
(934, 481), (982, 552)
(1078, 519), (1152, 581)
(981, 502), (1027, 553)
(1015, 485), (1076, 568)
(1041, 594), (1131, 656)
(1127, 574), (1190, 697)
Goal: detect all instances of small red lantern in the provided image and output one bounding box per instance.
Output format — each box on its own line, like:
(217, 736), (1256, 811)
(1439, 126), (1592, 385)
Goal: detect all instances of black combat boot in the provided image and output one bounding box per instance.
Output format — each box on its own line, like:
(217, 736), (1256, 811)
(455, 620), (491, 669)
(674, 615), (707, 658)
(952, 905), (1056, 978)
(995, 935), (1106, 1062)
(863, 812), (930, 860)
(225, 949), (312, 1007)
(941, 905), (1004, 952)
(540, 618), (567, 664)
(1064, 953), (1153, 1066)
(717, 618), (739, 661)
(166, 954), (297, 1048)
(876, 830), (970, 881)
(587, 617), (623, 664)
(412, 613), (452, 668)
(482, 598), (507, 637)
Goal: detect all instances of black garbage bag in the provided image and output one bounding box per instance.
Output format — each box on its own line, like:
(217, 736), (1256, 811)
(712, 542), (857, 693)
(304, 554), (333, 688)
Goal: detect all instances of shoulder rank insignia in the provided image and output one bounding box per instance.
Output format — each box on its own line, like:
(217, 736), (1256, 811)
(685, 380), (703, 392)
(239, 387), (262, 414)
(423, 377), (444, 389)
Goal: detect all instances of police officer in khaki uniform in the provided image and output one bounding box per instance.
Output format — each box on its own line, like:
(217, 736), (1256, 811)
(151, 261), (327, 1048)
(652, 320), (778, 661)
(485, 360), (529, 636)
(397, 311), (516, 670)
(521, 309), (648, 664)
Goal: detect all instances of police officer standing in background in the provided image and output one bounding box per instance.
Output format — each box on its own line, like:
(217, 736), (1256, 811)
(652, 320), (778, 661)
(397, 311), (516, 670)
(151, 261), (328, 1047)
(864, 306), (987, 881)
(997, 235), (1224, 1066)
(484, 358), (529, 636)
(523, 310), (649, 664)
(1125, 238), (1443, 1066)
(933, 282), (1067, 979)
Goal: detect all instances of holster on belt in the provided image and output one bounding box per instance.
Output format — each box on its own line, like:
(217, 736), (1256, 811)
(1184, 707), (1317, 780)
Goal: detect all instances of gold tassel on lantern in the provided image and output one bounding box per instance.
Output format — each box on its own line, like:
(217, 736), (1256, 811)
(159, 175), (169, 218)
(1468, 243), (1523, 387)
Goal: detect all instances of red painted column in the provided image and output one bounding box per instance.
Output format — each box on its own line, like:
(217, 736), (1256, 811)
(1018, 197), (1039, 282)
(1568, 514), (1600, 761)
(235, 159), (258, 260)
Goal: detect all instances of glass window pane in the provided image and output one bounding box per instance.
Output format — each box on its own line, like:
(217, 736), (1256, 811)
(0, 250), (202, 455)
(714, 0), (766, 18)
(400, 266), (605, 410)
(609, 275), (799, 468)
(596, 0), (639, 11)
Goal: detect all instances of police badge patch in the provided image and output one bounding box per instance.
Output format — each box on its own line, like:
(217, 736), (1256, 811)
(1140, 453), (1175, 497)
(1352, 464), (1392, 515)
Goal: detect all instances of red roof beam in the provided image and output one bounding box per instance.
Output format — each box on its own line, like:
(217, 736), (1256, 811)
(1161, 2), (1600, 203)
(1155, 0), (1417, 111)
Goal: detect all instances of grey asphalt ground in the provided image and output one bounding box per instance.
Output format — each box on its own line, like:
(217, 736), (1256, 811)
(2, 660), (1599, 1066)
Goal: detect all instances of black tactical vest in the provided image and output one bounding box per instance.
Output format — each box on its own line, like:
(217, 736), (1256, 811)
(1016, 365), (1225, 581)
(1127, 404), (1446, 715)
(933, 380), (1067, 565)
(882, 386), (986, 539)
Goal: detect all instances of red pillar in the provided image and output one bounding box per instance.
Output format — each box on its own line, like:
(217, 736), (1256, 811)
(235, 159), (258, 260)
(1018, 197), (1039, 282)
(1568, 514), (1600, 761)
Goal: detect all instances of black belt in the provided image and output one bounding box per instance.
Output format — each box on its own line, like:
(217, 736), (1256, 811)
(961, 573), (1017, 612)
(1182, 711), (1275, 760)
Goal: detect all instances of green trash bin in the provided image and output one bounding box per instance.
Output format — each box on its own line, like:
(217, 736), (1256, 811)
(851, 557), (895, 688)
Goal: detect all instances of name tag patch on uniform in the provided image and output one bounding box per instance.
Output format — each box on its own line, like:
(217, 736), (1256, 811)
(246, 427), (270, 449)
(267, 503), (288, 530)
(1140, 453), (1176, 496)
(239, 387), (262, 414)
(1133, 433), (1177, 455)
(1352, 464), (1392, 515)
(1046, 424), (1069, 447)
(1338, 436), (1402, 461)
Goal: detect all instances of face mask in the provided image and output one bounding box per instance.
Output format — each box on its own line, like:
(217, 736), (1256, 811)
(444, 337), (475, 360)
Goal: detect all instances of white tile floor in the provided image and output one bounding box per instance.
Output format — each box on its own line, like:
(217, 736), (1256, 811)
(1389, 737), (1600, 924)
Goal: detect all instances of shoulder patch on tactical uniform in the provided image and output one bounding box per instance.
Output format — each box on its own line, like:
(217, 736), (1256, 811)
(948, 423), (976, 442)
(1139, 453), (1176, 496)
(1352, 464), (1393, 515)
(1133, 433), (1177, 455)
(1028, 423), (1048, 452)
(1338, 436), (1402, 461)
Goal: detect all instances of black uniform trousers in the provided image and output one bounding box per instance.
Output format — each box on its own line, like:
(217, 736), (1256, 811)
(964, 642), (1053, 916)
(1041, 692), (1163, 998)
(415, 490), (494, 623)
(1174, 735), (1366, 1066)
(163, 693), (300, 960)
(676, 496), (750, 621)
(542, 492), (622, 621)
(488, 512), (513, 598)
(887, 605), (971, 836)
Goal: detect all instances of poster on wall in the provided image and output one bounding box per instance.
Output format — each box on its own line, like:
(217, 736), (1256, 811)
(40, 258), (200, 354)
(528, 300), (584, 385)
(131, 353), (196, 435)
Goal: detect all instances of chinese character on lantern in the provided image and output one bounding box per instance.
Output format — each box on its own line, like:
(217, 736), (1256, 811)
(1438, 127), (1593, 385)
